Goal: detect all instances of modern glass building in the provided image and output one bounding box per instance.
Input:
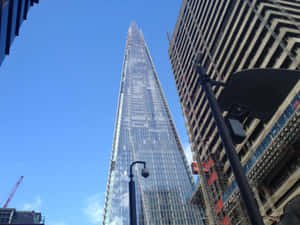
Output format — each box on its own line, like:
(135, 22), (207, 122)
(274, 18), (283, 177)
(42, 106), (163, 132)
(102, 23), (206, 225)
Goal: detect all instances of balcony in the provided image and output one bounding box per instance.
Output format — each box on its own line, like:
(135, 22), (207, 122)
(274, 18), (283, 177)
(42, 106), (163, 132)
(223, 92), (300, 209)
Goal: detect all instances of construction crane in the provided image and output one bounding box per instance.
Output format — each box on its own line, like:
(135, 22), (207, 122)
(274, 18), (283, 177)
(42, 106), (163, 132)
(3, 176), (24, 208)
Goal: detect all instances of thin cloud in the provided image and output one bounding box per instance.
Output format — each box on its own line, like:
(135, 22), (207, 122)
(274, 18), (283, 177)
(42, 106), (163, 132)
(83, 193), (104, 224)
(110, 216), (123, 225)
(183, 143), (193, 165)
(48, 222), (66, 225)
(120, 192), (128, 208)
(23, 196), (42, 211)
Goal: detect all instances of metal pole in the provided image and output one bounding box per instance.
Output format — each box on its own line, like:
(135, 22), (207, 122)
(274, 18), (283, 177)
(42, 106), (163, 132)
(196, 65), (264, 225)
(128, 161), (147, 225)
(129, 176), (137, 225)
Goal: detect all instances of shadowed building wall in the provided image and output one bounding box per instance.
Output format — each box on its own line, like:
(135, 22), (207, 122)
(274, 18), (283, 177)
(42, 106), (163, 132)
(0, 208), (44, 224)
(168, 0), (300, 224)
(0, 0), (38, 66)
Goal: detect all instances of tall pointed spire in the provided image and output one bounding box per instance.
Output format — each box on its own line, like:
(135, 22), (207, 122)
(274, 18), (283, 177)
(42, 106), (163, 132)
(103, 23), (205, 225)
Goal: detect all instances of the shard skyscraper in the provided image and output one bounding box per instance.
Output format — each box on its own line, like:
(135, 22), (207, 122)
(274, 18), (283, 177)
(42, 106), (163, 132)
(103, 23), (205, 225)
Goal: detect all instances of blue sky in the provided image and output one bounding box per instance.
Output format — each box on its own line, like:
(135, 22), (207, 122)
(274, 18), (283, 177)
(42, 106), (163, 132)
(0, 1), (193, 225)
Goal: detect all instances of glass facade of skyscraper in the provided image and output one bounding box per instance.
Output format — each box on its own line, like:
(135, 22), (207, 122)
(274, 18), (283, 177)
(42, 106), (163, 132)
(103, 23), (205, 225)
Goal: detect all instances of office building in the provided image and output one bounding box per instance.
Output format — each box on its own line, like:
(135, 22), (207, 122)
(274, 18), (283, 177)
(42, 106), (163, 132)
(103, 23), (206, 225)
(0, 0), (39, 65)
(0, 208), (44, 224)
(168, 0), (300, 224)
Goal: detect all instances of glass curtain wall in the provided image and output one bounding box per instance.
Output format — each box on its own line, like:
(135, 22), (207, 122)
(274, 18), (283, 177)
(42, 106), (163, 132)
(103, 23), (205, 225)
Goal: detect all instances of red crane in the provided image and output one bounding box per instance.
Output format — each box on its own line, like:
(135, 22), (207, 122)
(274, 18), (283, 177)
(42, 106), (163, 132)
(3, 176), (24, 208)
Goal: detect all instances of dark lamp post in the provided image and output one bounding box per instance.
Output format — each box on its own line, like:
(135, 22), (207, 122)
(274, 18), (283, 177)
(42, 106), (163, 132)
(194, 61), (262, 225)
(194, 58), (299, 225)
(129, 161), (149, 225)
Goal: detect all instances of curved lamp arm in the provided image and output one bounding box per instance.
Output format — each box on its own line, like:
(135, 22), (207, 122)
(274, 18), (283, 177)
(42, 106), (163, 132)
(129, 161), (146, 178)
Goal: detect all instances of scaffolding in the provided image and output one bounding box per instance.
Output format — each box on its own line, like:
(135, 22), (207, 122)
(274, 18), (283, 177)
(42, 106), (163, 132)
(191, 153), (249, 225)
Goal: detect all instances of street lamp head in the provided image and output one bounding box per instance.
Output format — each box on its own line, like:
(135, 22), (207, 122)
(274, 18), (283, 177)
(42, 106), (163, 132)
(218, 69), (300, 121)
(141, 168), (149, 178)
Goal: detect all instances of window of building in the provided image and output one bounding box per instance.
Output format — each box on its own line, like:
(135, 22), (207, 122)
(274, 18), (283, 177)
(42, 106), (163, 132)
(246, 122), (264, 146)
(259, 190), (267, 204)
(264, 157), (300, 194)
